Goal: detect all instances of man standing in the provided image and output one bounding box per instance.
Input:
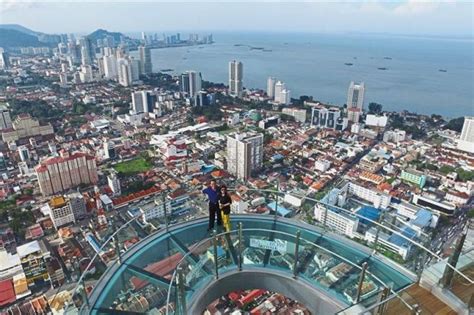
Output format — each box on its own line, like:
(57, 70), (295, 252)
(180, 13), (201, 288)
(202, 180), (222, 231)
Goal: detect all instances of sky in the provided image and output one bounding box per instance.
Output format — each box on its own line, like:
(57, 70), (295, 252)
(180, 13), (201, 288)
(0, 1), (472, 37)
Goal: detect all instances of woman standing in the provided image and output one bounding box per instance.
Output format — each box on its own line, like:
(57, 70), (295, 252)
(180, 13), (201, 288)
(218, 185), (232, 232)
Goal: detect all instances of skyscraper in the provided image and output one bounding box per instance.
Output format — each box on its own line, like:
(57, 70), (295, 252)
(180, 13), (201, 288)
(138, 45), (152, 74)
(457, 117), (474, 153)
(79, 37), (94, 66)
(0, 52), (10, 70)
(108, 171), (121, 196)
(347, 81), (365, 123)
(103, 55), (118, 80)
(0, 104), (12, 130)
(267, 77), (276, 98)
(131, 91), (155, 114)
(229, 60), (243, 97)
(117, 58), (132, 86)
(180, 71), (202, 98)
(226, 132), (263, 180)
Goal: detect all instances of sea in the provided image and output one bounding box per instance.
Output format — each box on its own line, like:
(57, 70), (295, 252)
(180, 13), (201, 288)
(131, 32), (474, 118)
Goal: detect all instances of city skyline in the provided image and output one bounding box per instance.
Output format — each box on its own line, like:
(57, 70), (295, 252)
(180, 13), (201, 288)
(1, 1), (472, 37)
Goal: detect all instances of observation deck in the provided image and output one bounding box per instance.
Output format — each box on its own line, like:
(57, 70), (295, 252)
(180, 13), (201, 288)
(62, 191), (473, 314)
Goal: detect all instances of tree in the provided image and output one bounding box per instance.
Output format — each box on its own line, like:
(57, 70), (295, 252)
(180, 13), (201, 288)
(445, 117), (464, 132)
(368, 102), (383, 114)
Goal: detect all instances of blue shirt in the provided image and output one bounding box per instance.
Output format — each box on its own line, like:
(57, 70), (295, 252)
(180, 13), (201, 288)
(202, 186), (220, 204)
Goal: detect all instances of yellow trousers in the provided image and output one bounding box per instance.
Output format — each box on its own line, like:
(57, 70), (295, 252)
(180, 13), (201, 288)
(221, 212), (231, 232)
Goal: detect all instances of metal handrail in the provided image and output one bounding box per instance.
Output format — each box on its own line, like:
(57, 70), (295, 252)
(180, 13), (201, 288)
(164, 226), (414, 314)
(62, 213), (143, 313)
(232, 187), (474, 284)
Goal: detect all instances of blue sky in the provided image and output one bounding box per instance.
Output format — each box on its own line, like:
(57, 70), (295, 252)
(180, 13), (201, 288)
(0, 1), (472, 37)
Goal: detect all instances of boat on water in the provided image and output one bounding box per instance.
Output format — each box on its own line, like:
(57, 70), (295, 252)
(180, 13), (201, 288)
(250, 47), (264, 50)
(160, 69), (173, 72)
(438, 69), (447, 72)
(383, 57), (393, 60)
(344, 63), (353, 66)
(378, 67), (388, 70)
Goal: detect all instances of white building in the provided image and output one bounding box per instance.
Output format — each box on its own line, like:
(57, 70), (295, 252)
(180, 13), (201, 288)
(118, 58), (132, 86)
(311, 106), (342, 129)
(226, 132), (263, 180)
(47, 196), (76, 229)
(365, 114), (388, 128)
(314, 204), (358, 238)
(229, 60), (243, 97)
(79, 65), (93, 83)
(103, 55), (118, 79)
(267, 76), (276, 98)
(282, 108), (306, 123)
(347, 81), (365, 123)
(345, 181), (391, 209)
(457, 116), (474, 153)
(142, 191), (190, 223)
(180, 71), (202, 98)
(108, 172), (121, 196)
(383, 129), (406, 143)
(59, 72), (68, 88)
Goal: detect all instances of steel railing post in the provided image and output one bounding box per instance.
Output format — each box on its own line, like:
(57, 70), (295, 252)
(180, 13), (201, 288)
(293, 230), (301, 278)
(356, 261), (369, 303)
(238, 222), (243, 271)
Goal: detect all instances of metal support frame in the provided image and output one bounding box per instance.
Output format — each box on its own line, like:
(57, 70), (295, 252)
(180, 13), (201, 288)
(238, 222), (243, 271)
(375, 287), (391, 315)
(355, 262), (369, 303)
(293, 230), (301, 278)
(81, 277), (90, 310)
(212, 230), (219, 279)
(114, 235), (122, 264)
(177, 266), (187, 314)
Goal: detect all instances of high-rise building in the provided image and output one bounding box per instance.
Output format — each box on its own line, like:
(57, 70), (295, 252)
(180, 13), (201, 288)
(103, 140), (116, 159)
(311, 106), (342, 129)
(118, 58), (132, 87)
(48, 196), (76, 229)
(108, 171), (121, 196)
(17, 145), (30, 162)
(180, 71), (202, 98)
(267, 77), (276, 98)
(79, 65), (93, 83)
(457, 117), (474, 153)
(130, 58), (141, 81)
(273, 81), (291, 105)
(79, 37), (94, 65)
(229, 60), (243, 97)
(59, 72), (68, 87)
(103, 55), (118, 80)
(138, 45), (152, 75)
(0, 52), (10, 70)
(131, 91), (155, 114)
(35, 152), (98, 196)
(0, 104), (12, 130)
(226, 132), (263, 180)
(347, 81), (365, 123)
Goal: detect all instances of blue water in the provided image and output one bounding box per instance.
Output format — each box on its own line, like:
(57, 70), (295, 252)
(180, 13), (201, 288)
(134, 32), (474, 117)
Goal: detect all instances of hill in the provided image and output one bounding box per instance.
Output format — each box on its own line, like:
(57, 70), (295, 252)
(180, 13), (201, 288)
(0, 29), (43, 48)
(0, 24), (39, 36)
(87, 29), (125, 43)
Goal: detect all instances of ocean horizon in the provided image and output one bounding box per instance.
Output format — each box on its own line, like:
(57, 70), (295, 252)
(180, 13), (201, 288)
(132, 32), (473, 118)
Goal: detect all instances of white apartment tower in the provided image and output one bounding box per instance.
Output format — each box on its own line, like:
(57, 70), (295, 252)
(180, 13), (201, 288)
(267, 77), (276, 98)
(118, 58), (132, 86)
(347, 81), (365, 123)
(108, 171), (121, 196)
(229, 60), (243, 97)
(226, 132), (263, 180)
(457, 117), (474, 153)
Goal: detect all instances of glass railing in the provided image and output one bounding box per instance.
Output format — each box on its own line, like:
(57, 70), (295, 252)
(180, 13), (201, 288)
(58, 187), (473, 314)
